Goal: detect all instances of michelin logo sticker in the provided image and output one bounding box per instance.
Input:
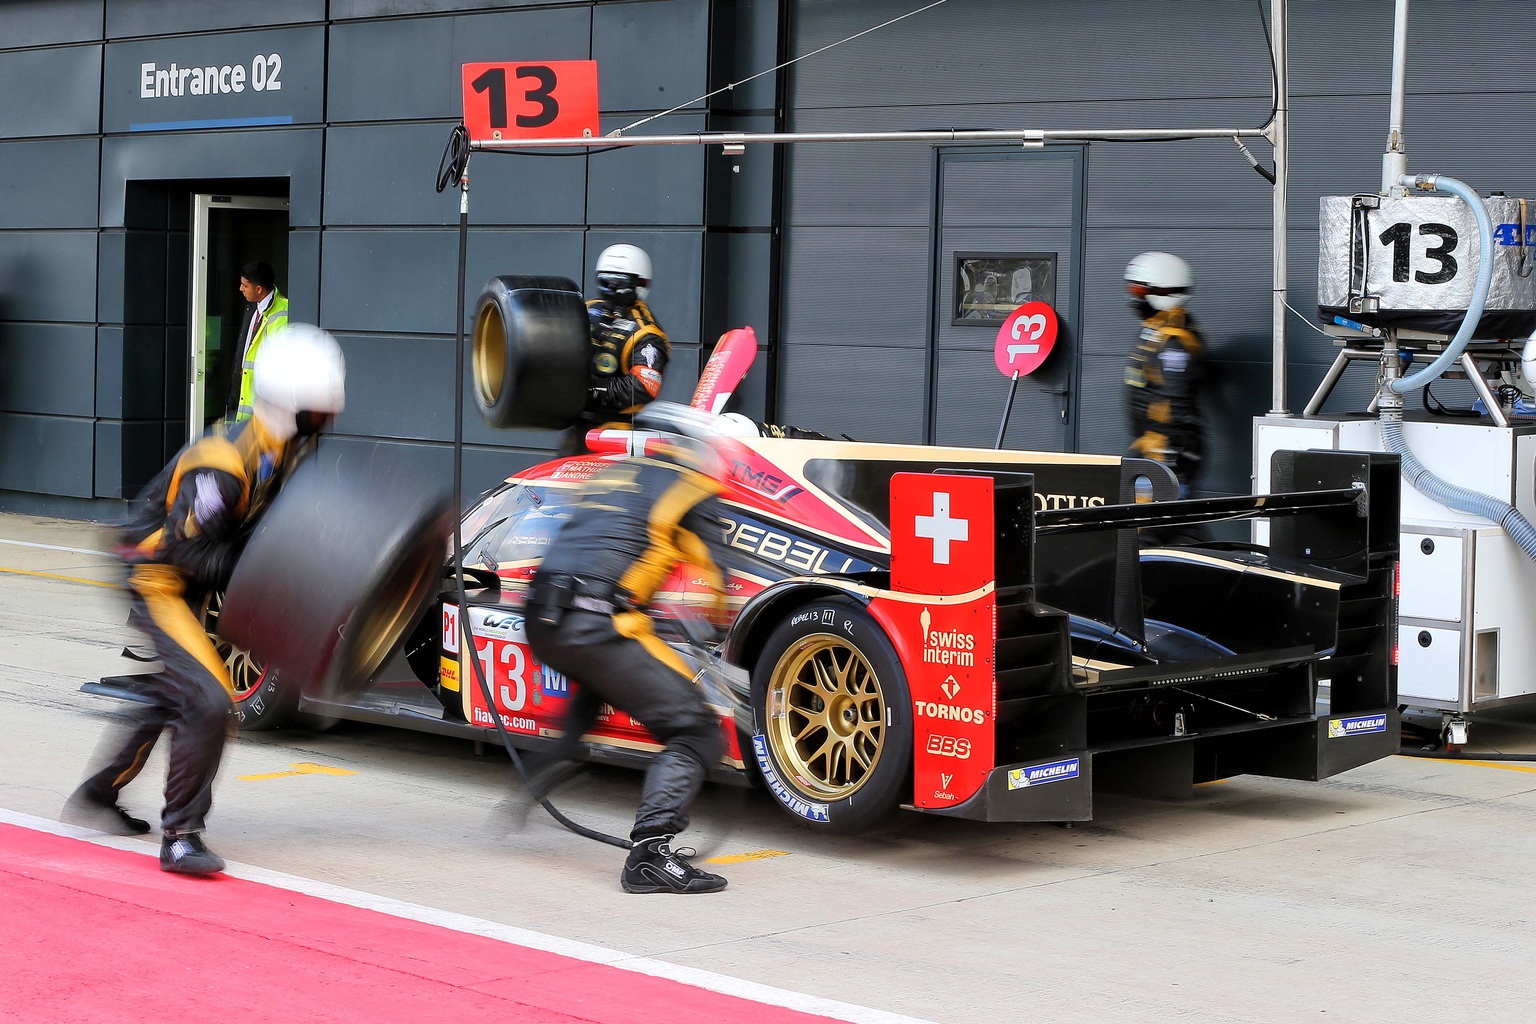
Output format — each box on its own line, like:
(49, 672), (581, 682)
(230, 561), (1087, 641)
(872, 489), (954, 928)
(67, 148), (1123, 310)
(753, 736), (830, 822)
(1007, 757), (1080, 791)
(1328, 714), (1387, 738)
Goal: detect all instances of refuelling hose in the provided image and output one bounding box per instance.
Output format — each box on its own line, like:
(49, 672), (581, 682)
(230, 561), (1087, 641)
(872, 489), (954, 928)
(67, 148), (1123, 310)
(1376, 174), (1536, 562)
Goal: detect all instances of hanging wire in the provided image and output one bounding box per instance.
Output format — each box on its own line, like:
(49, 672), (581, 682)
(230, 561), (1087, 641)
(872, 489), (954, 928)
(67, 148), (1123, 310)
(613, 0), (952, 137)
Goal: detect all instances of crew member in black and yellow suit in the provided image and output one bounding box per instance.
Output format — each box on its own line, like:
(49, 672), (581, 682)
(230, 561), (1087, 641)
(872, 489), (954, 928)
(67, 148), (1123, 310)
(1124, 251), (1206, 498)
(525, 402), (733, 894)
(564, 243), (670, 455)
(64, 325), (346, 876)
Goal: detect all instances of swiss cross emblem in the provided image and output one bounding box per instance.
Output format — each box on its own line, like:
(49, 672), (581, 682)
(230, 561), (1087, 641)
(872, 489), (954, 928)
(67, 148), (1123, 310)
(914, 492), (969, 564)
(890, 473), (994, 596)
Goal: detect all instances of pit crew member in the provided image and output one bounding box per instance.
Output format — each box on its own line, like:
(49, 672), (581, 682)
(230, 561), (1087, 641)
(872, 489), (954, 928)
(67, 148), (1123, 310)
(1124, 250), (1206, 497)
(64, 325), (346, 875)
(566, 244), (670, 453)
(525, 402), (732, 894)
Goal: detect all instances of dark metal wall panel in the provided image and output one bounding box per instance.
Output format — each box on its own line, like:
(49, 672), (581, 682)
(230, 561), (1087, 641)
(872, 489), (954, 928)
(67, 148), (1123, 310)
(0, 231), (97, 323)
(95, 326), (168, 421)
(590, 114), (706, 226)
(0, 414), (93, 497)
(94, 420), (164, 499)
(326, 8), (592, 123)
(787, 0), (1270, 110)
(0, 324), (95, 416)
(105, 0), (323, 37)
(781, 142), (931, 228)
(287, 228), (321, 324)
(99, 130), (323, 227)
(320, 227), (593, 336)
(0, 45), (101, 139)
(0, 140), (100, 229)
(469, 228), (587, 301)
(323, 124), (587, 227)
(704, 114), (776, 228)
(332, 0), (550, 16)
(778, 344), (926, 444)
(332, 333), (456, 442)
(780, 225), (929, 348)
(592, 0), (708, 113)
(320, 229), (460, 335)
(1, 0), (102, 49)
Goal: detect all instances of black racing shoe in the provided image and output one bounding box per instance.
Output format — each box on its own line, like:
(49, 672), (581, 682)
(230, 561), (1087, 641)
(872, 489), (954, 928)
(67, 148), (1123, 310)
(62, 789), (151, 836)
(159, 832), (226, 876)
(621, 835), (727, 894)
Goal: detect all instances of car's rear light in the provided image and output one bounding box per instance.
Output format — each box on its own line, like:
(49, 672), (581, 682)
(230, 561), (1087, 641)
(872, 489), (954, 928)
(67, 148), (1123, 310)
(1393, 561), (1401, 599)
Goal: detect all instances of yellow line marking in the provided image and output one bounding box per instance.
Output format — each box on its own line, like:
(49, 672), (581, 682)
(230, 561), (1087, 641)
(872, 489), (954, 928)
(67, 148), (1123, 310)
(1434, 758), (1536, 775)
(705, 849), (790, 865)
(0, 566), (118, 589)
(1194, 779), (1227, 787)
(239, 762), (358, 782)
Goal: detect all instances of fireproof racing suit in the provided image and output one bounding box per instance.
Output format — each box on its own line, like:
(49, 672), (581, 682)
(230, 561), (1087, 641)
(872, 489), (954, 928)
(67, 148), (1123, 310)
(78, 417), (300, 833)
(524, 447), (729, 843)
(1125, 307), (1206, 494)
(585, 298), (669, 419)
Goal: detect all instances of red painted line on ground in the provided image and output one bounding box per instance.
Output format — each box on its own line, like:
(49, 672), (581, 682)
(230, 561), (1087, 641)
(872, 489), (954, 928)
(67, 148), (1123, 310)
(0, 823), (838, 1024)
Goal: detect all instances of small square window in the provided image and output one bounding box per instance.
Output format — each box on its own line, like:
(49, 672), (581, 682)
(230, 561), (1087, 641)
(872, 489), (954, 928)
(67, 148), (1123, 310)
(953, 253), (1056, 325)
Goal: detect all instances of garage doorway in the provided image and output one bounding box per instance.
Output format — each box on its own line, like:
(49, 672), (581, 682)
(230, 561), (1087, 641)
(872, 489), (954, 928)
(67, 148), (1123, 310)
(188, 194), (289, 439)
(928, 146), (1086, 449)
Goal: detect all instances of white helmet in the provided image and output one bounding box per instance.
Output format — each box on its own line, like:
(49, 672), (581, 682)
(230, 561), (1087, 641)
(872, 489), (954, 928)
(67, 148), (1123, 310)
(708, 412), (762, 438)
(252, 323), (346, 439)
(595, 243), (653, 302)
(1125, 251), (1194, 312)
(634, 401), (724, 479)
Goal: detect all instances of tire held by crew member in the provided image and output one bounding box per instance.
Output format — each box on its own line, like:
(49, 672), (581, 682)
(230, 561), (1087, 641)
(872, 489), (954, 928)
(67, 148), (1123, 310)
(473, 275), (591, 429)
(218, 451), (454, 704)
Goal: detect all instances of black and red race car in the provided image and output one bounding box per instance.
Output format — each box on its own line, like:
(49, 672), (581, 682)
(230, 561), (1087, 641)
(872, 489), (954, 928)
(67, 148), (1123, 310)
(95, 329), (1403, 832)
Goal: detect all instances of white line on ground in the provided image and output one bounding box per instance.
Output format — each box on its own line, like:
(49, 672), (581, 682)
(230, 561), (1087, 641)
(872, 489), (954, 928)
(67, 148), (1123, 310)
(0, 807), (934, 1024)
(0, 538), (113, 557)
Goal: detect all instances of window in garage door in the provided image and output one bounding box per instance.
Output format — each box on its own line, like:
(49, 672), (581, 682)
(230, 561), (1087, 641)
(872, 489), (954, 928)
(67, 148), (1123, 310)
(928, 146), (1085, 450)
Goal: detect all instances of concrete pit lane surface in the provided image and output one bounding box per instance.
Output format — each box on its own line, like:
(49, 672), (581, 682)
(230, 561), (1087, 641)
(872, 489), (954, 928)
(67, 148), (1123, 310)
(4, 511), (1536, 1023)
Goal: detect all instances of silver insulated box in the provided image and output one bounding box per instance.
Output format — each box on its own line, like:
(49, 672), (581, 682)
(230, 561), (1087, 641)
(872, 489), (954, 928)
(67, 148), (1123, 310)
(1318, 193), (1536, 338)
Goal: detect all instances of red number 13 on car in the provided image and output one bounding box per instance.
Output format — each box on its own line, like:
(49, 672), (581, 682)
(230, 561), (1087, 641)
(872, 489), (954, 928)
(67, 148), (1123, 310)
(461, 61), (599, 142)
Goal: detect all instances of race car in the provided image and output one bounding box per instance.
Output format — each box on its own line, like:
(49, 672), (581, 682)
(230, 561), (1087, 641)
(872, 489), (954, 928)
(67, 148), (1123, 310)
(398, 418), (1401, 831)
(92, 320), (1402, 833)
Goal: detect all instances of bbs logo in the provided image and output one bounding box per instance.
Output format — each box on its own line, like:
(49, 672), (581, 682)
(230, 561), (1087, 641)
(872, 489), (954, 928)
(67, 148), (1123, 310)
(926, 734), (971, 759)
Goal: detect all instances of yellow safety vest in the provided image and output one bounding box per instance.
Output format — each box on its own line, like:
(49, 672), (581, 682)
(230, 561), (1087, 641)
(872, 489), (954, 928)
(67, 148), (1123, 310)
(234, 290), (289, 421)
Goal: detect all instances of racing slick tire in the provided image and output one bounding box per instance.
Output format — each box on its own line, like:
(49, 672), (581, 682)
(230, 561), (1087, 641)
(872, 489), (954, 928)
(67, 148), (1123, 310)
(217, 454), (455, 705)
(197, 590), (299, 731)
(472, 275), (590, 430)
(750, 596), (912, 833)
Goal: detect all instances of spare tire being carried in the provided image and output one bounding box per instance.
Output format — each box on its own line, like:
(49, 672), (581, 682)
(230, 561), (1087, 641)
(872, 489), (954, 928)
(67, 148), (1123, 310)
(217, 449), (454, 704)
(473, 275), (590, 429)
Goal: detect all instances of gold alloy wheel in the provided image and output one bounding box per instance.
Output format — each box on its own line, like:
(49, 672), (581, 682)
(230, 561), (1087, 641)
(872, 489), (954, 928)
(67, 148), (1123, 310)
(200, 592), (265, 697)
(349, 550), (440, 685)
(765, 633), (887, 800)
(472, 305), (506, 407)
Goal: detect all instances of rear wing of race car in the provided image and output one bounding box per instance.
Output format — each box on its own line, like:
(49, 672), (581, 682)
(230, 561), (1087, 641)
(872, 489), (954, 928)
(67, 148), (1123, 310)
(874, 448), (1400, 822)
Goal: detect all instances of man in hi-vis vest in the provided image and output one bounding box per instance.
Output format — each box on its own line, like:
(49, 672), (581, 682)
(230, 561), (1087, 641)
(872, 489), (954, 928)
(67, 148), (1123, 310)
(227, 260), (289, 422)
